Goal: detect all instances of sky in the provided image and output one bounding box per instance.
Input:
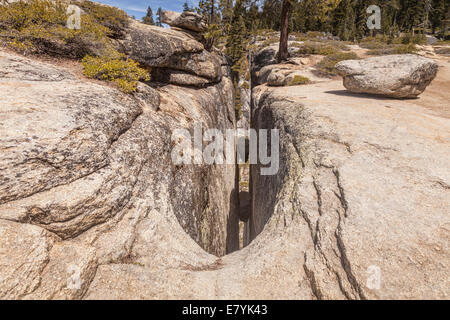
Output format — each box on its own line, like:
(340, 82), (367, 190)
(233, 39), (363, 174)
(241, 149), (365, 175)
(96, 1), (199, 20)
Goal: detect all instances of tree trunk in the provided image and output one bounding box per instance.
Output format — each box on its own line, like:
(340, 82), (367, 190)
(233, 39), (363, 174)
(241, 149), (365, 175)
(210, 0), (215, 24)
(278, 0), (292, 63)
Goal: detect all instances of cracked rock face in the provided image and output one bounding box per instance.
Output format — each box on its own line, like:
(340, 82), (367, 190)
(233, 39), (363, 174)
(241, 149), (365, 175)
(335, 54), (438, 98)
(1, 14), (448, 299)
(0, 45), (238, 299)
(248, 80), (449, 299)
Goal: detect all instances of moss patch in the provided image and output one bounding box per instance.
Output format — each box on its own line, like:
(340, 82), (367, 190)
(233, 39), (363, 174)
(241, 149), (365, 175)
(287, 75), (310, 86)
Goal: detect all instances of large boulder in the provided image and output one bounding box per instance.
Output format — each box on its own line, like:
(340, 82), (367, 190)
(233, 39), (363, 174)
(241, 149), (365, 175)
(252, 46), (278, 72)
(152, 69), (211, 87)
(162, 10), (208, 33)
(426, 35), (438, 45)
(121, 20), (222, 82)
(335, 54), (438, 98)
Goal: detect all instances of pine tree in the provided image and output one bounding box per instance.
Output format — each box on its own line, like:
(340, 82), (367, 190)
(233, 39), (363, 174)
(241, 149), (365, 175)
(260, 0), (282, 30)
(430, 0), (447, 35)
(399, 0), (425, 32)
(220, 0), (234, 35)
(142, 7), (155, 25)
(156, 7), (163, 27)
(244, 2), (261, 33)
(354, 0), (371, 39)
(331, 0), (358, 40)
(198, 0), (219, 24)
(381, 0), (401, 37)
(226, 0), (247, 78)
(423, 0), (433, 30)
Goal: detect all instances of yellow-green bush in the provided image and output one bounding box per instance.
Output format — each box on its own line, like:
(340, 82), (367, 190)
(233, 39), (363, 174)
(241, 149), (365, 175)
(82, 53), (149, 93)
(0, 0), (146, 93)
(0, 0), (128, 57)
(77, 0), (129, 38)
(315, 52), (359, 76)
(0, 0), (67, 30)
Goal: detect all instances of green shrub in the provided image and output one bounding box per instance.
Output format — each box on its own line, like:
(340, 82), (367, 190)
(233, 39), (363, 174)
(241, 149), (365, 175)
(82, 52), (149, 93)
(287, 75), (310, 86)
(315, 52), (359, 76)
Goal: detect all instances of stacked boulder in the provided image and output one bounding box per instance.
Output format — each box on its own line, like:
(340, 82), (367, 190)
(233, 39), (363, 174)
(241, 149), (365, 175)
(162, 10), (208, 34)
(121, 11), (224, 88)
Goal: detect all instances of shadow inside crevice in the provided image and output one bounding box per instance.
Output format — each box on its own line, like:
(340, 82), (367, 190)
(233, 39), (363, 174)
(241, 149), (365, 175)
(226, 187), (240, 254)
(237, 191), (251, 223)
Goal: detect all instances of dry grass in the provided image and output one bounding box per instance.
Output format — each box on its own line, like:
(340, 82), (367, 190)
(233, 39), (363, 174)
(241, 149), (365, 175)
(315, 52), (359, 76)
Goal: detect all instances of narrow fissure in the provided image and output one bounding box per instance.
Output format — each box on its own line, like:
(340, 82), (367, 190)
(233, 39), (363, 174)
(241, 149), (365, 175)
(232, 50), (263, 252)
